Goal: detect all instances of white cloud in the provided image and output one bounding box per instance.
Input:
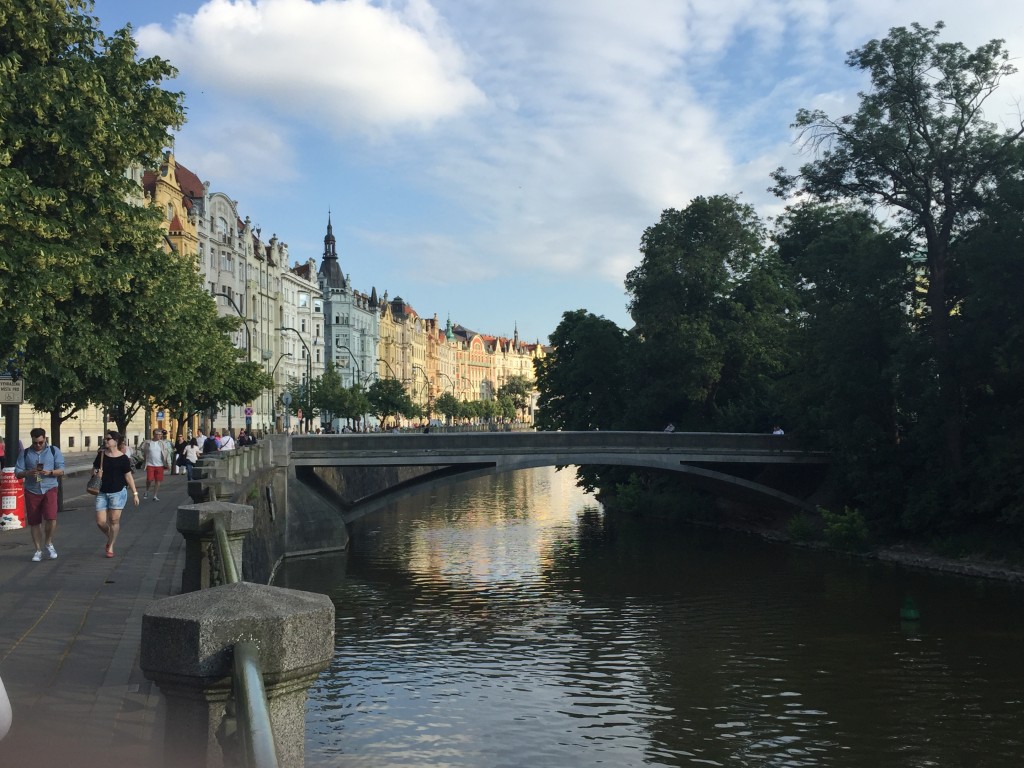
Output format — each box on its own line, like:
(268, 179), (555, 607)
(126, 0), (1024, 338)
(136, 0), (485, 134)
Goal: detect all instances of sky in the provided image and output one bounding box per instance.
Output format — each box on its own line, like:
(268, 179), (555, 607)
(88, 0), (1024, 344)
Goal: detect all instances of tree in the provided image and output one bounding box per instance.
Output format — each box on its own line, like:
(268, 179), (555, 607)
(534, 310), (635, 431)
(367, 378), (416, 428)
(772, 21), (1024, 470)
(773, 202), (914, 525)
(311, 363), (346, 427)
(497, 375), (532, 420)
(0, 1), (184, 359)
(434, 392), (461, 424)
(624, 195), (790, 431)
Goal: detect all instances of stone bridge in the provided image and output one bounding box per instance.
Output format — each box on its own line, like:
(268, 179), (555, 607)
(289, 431), (829, 519)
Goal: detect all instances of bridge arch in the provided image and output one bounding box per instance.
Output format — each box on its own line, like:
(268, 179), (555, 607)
(287, 432), (827, 523)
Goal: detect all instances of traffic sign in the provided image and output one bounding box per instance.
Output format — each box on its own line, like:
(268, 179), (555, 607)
(0, 377), (25, 405)
(244, 406), (253, 417)
(281, 391), (292, 406)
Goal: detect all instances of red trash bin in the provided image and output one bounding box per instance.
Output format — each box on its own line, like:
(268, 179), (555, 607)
(0, 467), (25, 531)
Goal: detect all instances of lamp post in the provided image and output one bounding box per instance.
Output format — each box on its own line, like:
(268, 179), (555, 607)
(412, 364), (429, 415)
(212, 292), (251, 360)
(213, 292), (252, 435)
(377, 357), (398, 379)
(280, 327), (312, 433)
(438, 372), (455, 395)
(269, 352), (292, 433)
(336, 345), (362, 385)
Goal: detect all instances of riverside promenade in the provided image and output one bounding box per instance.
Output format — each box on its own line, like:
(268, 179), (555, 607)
(0, 457), (190, 767)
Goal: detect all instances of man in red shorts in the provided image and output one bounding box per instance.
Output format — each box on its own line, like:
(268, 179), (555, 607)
(137, 428), (171, 501)
(15, 428), (65, 562)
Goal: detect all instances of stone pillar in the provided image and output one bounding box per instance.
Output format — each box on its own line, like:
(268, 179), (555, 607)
(177, 502), (254, 593)
(142, 582), (334, 768)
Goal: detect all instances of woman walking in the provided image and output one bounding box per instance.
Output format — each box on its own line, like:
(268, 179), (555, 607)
(91, 431), (140, 557)
(182, 437), (201, 481)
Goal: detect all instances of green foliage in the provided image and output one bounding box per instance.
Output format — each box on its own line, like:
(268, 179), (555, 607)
(0, 1), (184, 358)
(786, 512), (819, 543)
(625, 195), (792, 431)
(820, 507), (871, 553)
(773, 21), (1024, 473)
(434, 392), (461, 422)
(497, 374), (532, 417)
(534, 309), (635, 431)
(367, 377), (417, 426)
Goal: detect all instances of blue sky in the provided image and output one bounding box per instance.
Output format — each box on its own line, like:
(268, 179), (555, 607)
(89, 1), (1024, 344)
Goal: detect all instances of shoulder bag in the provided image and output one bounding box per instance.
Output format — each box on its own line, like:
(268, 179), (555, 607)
(87, 452), (103, 496)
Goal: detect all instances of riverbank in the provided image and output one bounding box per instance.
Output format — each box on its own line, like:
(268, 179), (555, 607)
(713, 504), (1024, 585)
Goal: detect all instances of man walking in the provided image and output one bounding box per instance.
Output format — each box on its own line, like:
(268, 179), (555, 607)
(138, 429), (171, 501)
(14, 428), (65, 562)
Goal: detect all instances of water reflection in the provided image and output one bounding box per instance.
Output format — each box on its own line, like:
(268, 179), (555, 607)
(277, 467), (1024, 767)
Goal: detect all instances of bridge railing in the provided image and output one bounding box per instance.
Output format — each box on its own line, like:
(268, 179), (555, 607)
(290, 430), (806, 456)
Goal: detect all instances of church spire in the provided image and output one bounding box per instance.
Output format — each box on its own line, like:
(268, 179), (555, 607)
(318, 211), (346, 289)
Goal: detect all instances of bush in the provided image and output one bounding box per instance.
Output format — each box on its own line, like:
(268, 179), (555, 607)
(820, 506), (871, 552)
(786, 512), (819, 543)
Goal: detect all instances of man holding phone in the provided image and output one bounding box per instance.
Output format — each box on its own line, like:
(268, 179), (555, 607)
(14, 428), (65, 562)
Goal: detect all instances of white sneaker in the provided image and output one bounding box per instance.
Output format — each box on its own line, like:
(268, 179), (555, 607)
(46, 543), (58, 560)
(153, 495), (160, 501)
(143, 492), (149, 499)
(32, 550), (43, 562)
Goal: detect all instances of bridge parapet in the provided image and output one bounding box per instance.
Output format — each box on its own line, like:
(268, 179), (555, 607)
(289, 430), (826, 465)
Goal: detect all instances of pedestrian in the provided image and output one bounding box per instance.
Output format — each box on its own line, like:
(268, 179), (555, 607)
(772, 425), (785, 435)
(663, 422), (676, 433)
(220, 430), (236, 451)
(202, 431), (220, 455)
(173, 434), (187, 474)
(15, 428), (65, 562)
(138, 428), (172, 500)
(92, 431), (139, 557)
(183, 438), (201, 481)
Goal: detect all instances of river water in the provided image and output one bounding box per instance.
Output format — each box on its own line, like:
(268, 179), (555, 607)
(275, 467), (1024, 767)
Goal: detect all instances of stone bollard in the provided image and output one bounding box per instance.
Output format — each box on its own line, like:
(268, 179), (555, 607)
(177, 502), (254, 592)
(141, 581), (334, 768)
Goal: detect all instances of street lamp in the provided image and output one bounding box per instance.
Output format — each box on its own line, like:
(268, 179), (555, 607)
(269, 352), (292, 432)
(412, 363), (429, 412)
(212, 292), (251, 360)
(280, 327), (312, 432)
(336, 344), (362, 385)
(438, 372), (455, 395)
(377, 357), (398, 379)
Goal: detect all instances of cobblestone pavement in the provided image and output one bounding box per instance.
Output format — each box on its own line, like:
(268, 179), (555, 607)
(0, 468), (190, 767)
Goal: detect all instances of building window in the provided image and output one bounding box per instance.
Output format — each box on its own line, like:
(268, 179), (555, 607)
(299, 292), (309, 308)
(301, 319), (307, 333)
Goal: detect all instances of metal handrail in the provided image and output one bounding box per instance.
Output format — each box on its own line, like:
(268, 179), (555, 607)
(212, 516), (240, 585)
(210, 518), (279, 768)
(233, 641), (280, 768)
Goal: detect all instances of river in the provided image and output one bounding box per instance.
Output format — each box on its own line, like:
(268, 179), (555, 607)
(275, 466), (1024, 767)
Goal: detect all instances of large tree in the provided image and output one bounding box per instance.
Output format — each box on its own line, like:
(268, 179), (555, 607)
(0, 1), (184, 359)
(773, 203), (914, 524)
(533, 310), (635, 432)
(624, 195), (791, 431)
(772, 21), (1024, 470)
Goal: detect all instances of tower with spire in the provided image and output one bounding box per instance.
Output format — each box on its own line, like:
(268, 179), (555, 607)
(317, 213), (381, 400)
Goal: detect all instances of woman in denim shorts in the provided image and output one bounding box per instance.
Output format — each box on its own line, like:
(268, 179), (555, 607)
(91, 431), (140, 557)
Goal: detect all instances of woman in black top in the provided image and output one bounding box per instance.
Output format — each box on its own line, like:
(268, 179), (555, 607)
(91, 431), (139, 557)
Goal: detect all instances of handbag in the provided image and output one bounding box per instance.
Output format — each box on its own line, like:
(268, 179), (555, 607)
(87, 452), (103, 496)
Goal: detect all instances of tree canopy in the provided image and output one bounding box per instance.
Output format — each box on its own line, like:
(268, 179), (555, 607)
(772, 21), (1024, 470)
(0, 0), (185, 358)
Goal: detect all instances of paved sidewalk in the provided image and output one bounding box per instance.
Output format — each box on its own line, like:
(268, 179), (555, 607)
(0, 470), (191, 767)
